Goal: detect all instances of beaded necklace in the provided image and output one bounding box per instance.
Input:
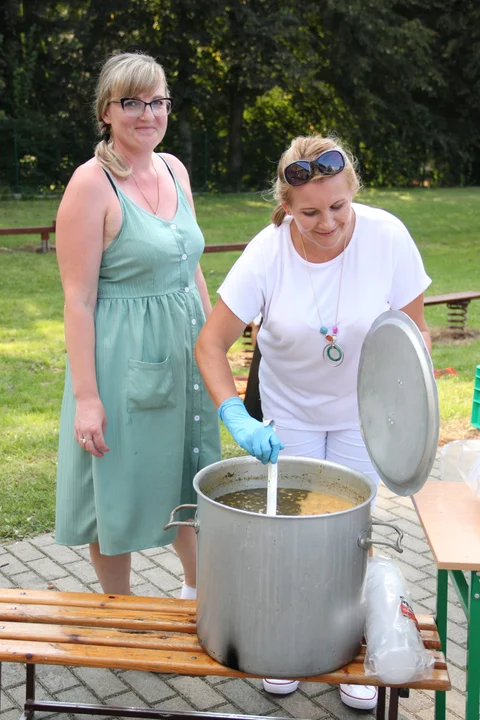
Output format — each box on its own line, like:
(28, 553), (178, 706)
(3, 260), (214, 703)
(299, 231), (347, 366)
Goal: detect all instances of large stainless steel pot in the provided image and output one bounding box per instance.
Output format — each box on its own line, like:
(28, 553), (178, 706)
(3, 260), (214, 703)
(165, 455), (403, 677)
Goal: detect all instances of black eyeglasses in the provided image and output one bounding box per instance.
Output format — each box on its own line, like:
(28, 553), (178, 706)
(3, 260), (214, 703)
(283, 150), (345, 186)
(110, 97), (174, 118)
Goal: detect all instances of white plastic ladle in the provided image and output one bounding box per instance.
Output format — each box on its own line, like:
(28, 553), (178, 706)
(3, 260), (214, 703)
(266, 461), (278, 516)
(264, 419), (278, 516)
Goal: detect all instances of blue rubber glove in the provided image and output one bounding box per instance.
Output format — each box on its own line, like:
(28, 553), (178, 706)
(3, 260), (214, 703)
(218, 397), (285, 464)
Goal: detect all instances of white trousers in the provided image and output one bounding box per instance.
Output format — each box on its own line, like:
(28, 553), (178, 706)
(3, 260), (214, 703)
(275, 425), (380, 503)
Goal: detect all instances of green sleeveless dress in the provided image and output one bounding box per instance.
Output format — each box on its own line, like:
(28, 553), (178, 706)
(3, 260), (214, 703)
(55, 158), (221, 555)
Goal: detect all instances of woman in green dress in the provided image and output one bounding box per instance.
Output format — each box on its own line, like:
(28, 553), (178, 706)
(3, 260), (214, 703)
(55, 52), (221, 596)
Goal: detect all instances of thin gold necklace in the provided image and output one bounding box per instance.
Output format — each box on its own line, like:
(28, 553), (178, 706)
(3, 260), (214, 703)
(305, 231), (344, 251)
(131, 160), (160, 215)
(299, 231), (347, 366)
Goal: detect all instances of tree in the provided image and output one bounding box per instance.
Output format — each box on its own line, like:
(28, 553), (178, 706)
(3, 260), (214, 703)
(1, 0), (480, 191)
(301, 0), (444, 184)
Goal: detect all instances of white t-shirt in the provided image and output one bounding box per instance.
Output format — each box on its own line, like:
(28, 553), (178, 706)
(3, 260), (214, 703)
(218, 202), (431, 431)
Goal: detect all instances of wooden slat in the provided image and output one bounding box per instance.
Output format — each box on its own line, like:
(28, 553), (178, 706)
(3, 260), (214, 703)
(0, 638), (245, 676)
(416, 614), (438, 631)
(0, 638), (449, 690)
(302, 665), (450, 690)
(0, 588), (196, 614)
(0, 621), (202, 652)
(424, 291), (480, 305)
(419, 630), (441, 649)
(0, 604), (196, 633)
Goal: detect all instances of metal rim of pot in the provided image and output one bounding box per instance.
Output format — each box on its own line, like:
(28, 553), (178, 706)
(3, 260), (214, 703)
(165, 455), (404, 554)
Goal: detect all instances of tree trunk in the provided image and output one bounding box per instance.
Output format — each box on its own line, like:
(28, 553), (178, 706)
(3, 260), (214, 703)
(226, 88), (245, 191)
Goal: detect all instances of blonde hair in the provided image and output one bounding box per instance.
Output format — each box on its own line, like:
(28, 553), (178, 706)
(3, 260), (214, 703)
(271, 135), (361, 226)
(94, 52), (169, 179)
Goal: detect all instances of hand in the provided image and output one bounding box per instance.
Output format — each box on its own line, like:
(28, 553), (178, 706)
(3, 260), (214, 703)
(74, 397), (110, 458)
(219, 397), (284, 464)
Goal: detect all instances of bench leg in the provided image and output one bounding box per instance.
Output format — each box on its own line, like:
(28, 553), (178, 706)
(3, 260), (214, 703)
(435, 569), (448, 720)
(376, 686), (386, 719)
(388, 688), (399, 720)
(466, 571), (480, 720)
(446, 300), (470, 337)
(37, 233), (50, 253)
(375, 687), (403, 720)
(19, 664), (36, 720)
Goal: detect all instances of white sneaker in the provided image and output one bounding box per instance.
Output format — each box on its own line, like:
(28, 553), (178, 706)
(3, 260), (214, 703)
(263, 679), (299, 695)
(340, 684), (378, 710)
(180, 583), (197, 600)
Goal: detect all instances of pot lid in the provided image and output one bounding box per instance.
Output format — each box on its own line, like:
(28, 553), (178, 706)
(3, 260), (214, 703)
(357, 310), (439, 496)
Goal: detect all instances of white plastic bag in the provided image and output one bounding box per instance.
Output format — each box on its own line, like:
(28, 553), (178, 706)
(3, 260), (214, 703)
(364, 557), (435, 684)
(440, 439), (480, 496)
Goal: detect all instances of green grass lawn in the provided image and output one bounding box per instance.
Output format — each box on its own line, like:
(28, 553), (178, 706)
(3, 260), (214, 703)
(1, 188), (479, 540)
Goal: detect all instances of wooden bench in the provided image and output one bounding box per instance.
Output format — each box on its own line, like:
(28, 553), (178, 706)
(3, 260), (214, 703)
(203, 243), (248, 254)
(424, 291), (480, 336)
(0, 588), (449, 720)
(0, 222), (56, 253)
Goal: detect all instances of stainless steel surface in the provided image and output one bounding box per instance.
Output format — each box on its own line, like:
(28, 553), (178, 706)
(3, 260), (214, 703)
(357, 521), (404, 552)
(163, 504), (198, 531)
(358, 310), (439, 496)
(193, 455), (381, 677)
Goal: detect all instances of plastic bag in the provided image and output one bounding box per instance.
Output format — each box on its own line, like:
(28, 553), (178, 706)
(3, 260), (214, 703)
(364, 557), (435, 684)
(440, 439), (480, 496)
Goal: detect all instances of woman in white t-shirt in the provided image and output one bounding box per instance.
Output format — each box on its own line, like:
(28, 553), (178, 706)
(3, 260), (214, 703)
(194, 134), (431, 710)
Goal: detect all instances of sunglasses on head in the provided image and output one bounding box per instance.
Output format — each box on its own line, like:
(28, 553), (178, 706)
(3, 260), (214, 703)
(283, 150), (345, 187)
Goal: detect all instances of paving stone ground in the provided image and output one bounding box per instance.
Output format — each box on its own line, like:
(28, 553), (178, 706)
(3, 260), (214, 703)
(0, 456), (468, 720)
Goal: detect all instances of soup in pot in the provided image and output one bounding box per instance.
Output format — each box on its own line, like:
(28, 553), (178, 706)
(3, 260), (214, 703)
(215, 487), (356, 516)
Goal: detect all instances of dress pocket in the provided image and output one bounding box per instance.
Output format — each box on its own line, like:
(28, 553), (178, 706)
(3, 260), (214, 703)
(127, 358), (175, 413)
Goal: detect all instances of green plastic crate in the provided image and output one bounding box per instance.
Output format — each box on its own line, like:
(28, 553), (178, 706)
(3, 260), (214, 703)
(472, 365), (480, 429)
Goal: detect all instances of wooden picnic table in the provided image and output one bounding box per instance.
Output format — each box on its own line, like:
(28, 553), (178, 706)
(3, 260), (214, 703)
(413, 481), (480, 720)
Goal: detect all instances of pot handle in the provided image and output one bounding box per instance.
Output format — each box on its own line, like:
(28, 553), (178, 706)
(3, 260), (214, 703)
(358, 521), (403, 553)
(163, 504), (199, 532)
